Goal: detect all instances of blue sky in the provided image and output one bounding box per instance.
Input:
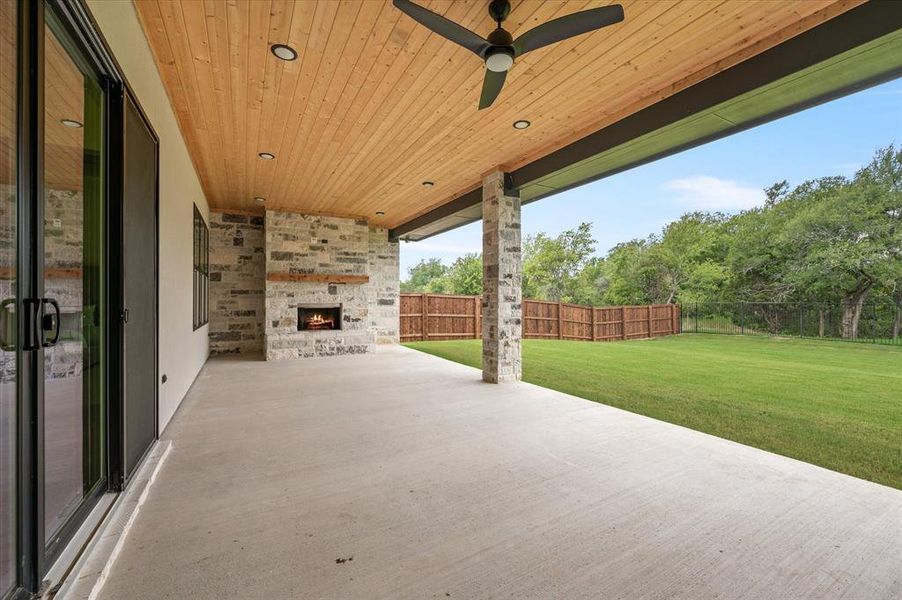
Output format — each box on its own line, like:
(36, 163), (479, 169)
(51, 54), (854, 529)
(399, 78), (902, 277)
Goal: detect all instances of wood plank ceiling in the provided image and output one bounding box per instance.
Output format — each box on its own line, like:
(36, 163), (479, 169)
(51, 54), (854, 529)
(133, 0), (861, 228)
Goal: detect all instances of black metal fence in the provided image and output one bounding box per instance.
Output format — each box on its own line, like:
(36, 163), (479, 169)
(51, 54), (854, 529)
(681, 302), (902, 346)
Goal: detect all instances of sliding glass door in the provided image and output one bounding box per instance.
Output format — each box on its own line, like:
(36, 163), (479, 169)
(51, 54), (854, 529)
(41, 7), (107, 560)
(0, 1), (18, 596)
(3, 2), (114, 595)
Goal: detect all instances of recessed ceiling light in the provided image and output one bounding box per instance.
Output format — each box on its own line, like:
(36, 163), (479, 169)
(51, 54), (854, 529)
(375, 211), (385, 216)
(254, 197), (266, 204)
(512, 119), (530, 130)
(258, 152), (275, 160)
(271, 44), (298, 61)
(60, 118), (83, 128)
(422, 181), (434, 187)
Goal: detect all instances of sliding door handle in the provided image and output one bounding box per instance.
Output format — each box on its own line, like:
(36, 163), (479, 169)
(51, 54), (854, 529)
(22, 298), (42, 351)
(41, 298), (61, 347)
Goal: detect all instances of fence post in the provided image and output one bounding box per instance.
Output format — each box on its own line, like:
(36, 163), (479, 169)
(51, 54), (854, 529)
(740, 303), (745, 336)
(420, 293), (427, 341)
(647, 305), (653, 337)
(474, 295), (480, 339)
(670, 303), (676, 335)
(799, 307), (804, 339)
(695, 302), (699, 333)
(591, 306), (597, 341)
(622, 307), (628, 340)
(557, 301), (563, 339)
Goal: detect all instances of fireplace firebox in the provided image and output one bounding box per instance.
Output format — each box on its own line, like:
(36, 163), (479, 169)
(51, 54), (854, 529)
(298, 304), (342, 331)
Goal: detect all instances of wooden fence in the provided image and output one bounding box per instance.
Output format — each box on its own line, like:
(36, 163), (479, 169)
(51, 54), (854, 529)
(400, 293), (680, 342)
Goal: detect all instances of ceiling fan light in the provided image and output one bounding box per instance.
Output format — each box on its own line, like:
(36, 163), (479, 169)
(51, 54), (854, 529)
(485, 51), (513, 73)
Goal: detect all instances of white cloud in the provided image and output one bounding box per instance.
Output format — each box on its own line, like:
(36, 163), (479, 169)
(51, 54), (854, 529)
(662, 176), (765, 211)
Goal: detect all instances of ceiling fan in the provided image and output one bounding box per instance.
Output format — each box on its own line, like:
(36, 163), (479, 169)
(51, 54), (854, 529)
(393, 0), (625, 110)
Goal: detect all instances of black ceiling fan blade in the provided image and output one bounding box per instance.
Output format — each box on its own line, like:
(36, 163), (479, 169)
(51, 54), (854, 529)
(478, 69), (507, 110)
(393, 0), (490, 57)
(513, 4), (624, 56)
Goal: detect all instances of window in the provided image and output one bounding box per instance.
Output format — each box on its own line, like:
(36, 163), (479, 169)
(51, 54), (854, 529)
(193, 205), (209, 329)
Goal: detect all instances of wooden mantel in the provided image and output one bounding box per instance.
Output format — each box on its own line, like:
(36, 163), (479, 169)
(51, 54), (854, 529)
(266, 273), (369, 285)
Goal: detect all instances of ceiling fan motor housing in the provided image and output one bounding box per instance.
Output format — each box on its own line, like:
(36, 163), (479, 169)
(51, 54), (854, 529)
(485, 27), (514, 72)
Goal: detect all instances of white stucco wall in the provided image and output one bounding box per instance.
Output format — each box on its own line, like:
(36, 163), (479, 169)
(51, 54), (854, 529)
(86, 0), (209, 432)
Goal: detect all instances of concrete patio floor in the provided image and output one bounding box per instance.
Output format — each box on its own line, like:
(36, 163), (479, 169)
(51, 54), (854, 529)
(97, 345), (902, 600)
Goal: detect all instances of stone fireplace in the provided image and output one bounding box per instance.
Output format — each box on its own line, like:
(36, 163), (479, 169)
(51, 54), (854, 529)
(209, 209), (399, 360)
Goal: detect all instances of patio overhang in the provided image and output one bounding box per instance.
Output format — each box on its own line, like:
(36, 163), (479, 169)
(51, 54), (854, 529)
(390, 0), (902, 241)
(132, 0), (902, 235)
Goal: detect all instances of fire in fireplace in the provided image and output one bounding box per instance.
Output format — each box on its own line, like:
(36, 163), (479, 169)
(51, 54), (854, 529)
(298, 304), (342, 331)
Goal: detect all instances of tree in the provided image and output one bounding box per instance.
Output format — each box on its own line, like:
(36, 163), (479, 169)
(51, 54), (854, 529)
(444, 253), (483, 295)
(400, 258), (448, 292)
(780, 149), (901, 337)
(599, 239), (655, 304)
(523, 223), (596, 302)
(644, 212), (730, 304)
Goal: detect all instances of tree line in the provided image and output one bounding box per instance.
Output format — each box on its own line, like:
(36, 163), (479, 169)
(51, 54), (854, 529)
(402, 146), (902, 338)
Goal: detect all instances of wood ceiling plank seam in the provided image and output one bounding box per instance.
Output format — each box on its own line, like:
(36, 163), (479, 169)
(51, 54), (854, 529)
(533, 0), (847, 167)
(249, 0), (293, 204)
(256, 1), (315, 199)
(344, 1), (610, 216)
(243, 0), (274, 209)
(300, 0), (496, 211)
(262, 1), (341, 207)
(203, 0), (234, 206)
(292, 1), (400, 206)
(582, 0), (838, 97)
(309, 0), (505, 210)
(287, 0), (384, 206)
(290, 3), (418, 203)
(303, 0), (490, 207)
(650, 0), (862, 106)
(267, 0), (363, 207)
(352, 0), (673, 218)
(180, 0), (228, 204)
(278, 0), (432, 209)
(202, 0), (239, 206)
(226, 0), (252, 205)
(149, 0), (217, 203)
(133, 2), (193, 144)
(156, 1), (210, 139)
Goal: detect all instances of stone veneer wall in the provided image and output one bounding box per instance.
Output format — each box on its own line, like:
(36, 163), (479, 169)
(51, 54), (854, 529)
(209, 211), (265, 355)
(264, 211), (399, 360)
(481, 171), (522, 383)
(367, 227), (400, 344)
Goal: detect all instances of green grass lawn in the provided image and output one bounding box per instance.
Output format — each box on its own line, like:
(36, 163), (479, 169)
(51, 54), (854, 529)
(405, 335), (902, 490)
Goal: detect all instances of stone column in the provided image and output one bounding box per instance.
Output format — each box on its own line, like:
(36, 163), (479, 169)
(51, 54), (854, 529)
(482, 171), (522, 383)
